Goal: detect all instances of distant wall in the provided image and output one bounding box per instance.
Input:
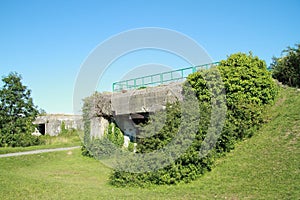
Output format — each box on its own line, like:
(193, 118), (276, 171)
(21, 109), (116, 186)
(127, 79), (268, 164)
(34, 114), (83, 136)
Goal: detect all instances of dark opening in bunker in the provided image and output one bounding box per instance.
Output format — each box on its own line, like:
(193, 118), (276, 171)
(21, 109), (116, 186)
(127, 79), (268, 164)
(38, 124), (46, 135)
(130, 112), (150, 125)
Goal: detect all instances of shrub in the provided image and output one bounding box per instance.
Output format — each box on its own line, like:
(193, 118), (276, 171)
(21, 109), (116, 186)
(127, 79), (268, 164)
(105, 123), (124, 148)
(81, 121), (124, 157)
(127, 142), (135, 152)
(271, 43), (300, 87)
(0, 131), (45, 147)
(216, 52), (278, 153)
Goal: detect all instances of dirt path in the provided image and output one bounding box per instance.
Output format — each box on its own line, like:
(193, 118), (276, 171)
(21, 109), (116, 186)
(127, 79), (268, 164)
(0, 146), (80, 158)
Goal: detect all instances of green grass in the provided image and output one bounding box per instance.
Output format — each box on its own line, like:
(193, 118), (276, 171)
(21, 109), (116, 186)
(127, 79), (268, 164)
(0, 130), (82, 154)
(0, 87), (299, 199)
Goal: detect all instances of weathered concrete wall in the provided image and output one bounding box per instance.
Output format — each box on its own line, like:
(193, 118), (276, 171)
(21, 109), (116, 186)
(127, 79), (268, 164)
(34, 114), (83, 136)
(90, 116), (109, 138)
(111, 82), (183, 115)
(87, 82), (183, 139)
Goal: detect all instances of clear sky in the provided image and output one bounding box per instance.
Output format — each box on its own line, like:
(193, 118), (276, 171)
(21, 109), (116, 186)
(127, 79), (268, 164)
(0, 0), (299, 114)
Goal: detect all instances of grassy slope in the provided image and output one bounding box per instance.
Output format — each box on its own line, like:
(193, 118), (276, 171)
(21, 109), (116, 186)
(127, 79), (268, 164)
(0, 87), (299, 199)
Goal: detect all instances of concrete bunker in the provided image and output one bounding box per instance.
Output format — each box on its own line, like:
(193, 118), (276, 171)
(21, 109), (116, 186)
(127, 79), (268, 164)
(33, 114), (83, 136)
(88, 82), (183, 142)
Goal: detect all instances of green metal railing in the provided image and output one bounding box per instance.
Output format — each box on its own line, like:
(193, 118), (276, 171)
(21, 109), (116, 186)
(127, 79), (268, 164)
(112, 62), (219, 92)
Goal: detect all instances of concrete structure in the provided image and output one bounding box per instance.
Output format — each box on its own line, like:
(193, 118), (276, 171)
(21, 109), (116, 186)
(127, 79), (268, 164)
(34, 114), (83, 136)
(85, 62), (220, 142)
(87, 83), (183, 141)
(111, 82), (183, 115)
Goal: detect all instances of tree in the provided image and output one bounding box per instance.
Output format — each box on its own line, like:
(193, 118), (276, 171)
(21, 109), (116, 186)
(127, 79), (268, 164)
(271, 43), (300, 87)
(0, 72), (40, 147)
(38, 108), (47, 116)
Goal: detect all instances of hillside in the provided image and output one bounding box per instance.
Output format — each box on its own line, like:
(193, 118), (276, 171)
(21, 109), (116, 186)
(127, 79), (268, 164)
(189, 86), (300, 199)
(0, 87), (299, 199)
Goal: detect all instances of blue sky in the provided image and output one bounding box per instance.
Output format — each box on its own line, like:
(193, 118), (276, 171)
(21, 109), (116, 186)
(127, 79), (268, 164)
(0, 0), (299, 113)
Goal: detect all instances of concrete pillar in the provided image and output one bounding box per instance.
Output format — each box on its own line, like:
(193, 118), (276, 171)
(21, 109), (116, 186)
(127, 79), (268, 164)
(90, 117), (109, 138)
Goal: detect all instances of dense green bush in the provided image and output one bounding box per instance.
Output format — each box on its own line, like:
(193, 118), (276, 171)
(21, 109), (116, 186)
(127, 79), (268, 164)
(271, 43), (300, 87)
(136, 102), (181, 153)
(110, 101), (216, 186)
(81, 120), (124, 158)
(0, 132), (44, 147)
(216, 52), (278, 152)
(109, 52), (278, 186)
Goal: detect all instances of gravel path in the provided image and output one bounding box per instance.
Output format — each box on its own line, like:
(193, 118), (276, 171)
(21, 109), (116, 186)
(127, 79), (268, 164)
(0, 146), (80, 158)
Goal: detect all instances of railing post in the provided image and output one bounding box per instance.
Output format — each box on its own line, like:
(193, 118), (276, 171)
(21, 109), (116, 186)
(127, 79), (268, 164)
(134, 78), (136, 89)
(192, 66), (196, 73)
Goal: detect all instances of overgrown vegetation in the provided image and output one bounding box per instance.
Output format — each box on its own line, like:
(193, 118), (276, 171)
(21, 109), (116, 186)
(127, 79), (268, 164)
(105, 123), (124, 148)
(0, 87), (299, 199)
(41, 128), (81, 146)
(109, 52), (278, 186)
(60, 121), (68, 135)
(81, 121), (125, 158)
(216, 52), (278, 148)
(271, 43), (300, 87)
(127, 142), (135, 152)
(0, 72), (43, 147)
